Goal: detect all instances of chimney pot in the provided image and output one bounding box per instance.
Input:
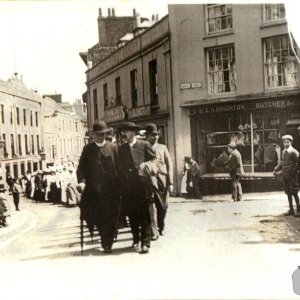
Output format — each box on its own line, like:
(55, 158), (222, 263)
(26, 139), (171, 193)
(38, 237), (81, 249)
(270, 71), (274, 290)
(112, 8), (115, 16)
(156, 14), (159, 21)
(108, 8), (111, 17)
(99, 8), (102, 16)
(133, 8), (136, 16)
(152, 14), (155, 21)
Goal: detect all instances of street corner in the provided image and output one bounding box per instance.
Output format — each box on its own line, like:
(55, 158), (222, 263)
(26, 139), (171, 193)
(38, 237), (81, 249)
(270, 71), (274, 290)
(0, 209), (38, 250)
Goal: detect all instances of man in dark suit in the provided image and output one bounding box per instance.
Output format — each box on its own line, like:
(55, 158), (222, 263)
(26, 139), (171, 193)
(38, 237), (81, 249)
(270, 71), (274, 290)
(226, 142), (244, 202)
(117, 122), (154, 254)
(145, 123), (173, 239)
(77, 121), (119, 253)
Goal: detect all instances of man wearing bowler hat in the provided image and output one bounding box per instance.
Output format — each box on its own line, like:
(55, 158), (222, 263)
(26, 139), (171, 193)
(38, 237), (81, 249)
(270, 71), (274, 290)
(274, 135), (300, 216)
(226, 142), (244, 202)
(77, 121), (119, 253)
(145, 123), (173, 239)
(117, 121), (155, 253)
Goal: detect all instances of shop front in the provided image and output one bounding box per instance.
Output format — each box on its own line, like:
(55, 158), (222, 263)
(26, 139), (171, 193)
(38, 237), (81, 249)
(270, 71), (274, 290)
(104, 104), (170, 146)
(188, 94), (300, 194)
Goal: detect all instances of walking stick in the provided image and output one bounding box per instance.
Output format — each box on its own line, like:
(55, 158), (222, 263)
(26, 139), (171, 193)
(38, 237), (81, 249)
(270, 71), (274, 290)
(113, 196), (123, 241)
(80, 217), (84, 256)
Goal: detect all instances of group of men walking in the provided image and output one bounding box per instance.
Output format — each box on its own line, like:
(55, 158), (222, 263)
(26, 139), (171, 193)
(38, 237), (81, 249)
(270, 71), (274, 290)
(77, 121), (173, 254)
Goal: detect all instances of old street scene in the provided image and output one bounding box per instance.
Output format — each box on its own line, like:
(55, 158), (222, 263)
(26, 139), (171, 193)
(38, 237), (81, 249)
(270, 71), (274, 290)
(1, 1), (300, 299)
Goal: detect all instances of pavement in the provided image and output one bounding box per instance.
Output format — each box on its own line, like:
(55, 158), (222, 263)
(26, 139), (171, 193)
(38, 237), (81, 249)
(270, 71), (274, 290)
(1, 190), (300, 299)
(0, 194), (38, 250)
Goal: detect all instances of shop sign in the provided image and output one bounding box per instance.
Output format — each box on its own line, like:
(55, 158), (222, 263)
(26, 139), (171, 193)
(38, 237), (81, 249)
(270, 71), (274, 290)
(180, 83), (191, 90)
(196, 98), (299, 114)
(128, 104), (151, 119)
(104, 105), (125, 123)
(191, 82), (202, 88)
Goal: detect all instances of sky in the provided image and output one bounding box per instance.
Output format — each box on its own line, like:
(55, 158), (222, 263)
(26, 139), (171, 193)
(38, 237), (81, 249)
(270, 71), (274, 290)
(0, 0), (299, 103)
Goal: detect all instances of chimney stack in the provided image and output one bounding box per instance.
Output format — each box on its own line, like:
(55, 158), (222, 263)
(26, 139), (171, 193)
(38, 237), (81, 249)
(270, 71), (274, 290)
(112, 8), (115, 17)
(108, 8), (111, 17)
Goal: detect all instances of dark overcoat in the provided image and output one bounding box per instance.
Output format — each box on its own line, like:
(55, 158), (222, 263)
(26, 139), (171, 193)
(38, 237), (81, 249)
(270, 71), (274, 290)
(77, 141), (119, 224)
(117, 140), (154, 212)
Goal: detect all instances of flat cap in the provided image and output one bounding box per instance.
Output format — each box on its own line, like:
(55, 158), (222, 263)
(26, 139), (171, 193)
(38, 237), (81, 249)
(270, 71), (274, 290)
(281, 134), (293, 141)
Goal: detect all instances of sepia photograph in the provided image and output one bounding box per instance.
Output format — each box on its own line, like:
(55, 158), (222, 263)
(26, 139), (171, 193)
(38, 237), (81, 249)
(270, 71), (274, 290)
(0, 0), (300, 299)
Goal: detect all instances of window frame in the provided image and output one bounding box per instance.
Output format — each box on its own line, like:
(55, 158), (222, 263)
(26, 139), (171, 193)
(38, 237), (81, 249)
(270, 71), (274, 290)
(115, 76), (122, 106)
(206, 4), (233, 35)
(149, 59), (159, 106)
(103, 83), (109, 109)
(207, 44), (237, 95)
(130, 69), (138, 109)
(263, 35), (298, 90)
(263, 3), (286, 23)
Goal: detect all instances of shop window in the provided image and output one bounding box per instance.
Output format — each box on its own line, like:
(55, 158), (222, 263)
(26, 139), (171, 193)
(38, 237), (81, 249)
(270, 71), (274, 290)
(202, 111), (284, 174)
(208, 45), (236, 94)
(206, 4), (233, 34)
(264, 4), (285, 22)
(264, 35), (298, 88)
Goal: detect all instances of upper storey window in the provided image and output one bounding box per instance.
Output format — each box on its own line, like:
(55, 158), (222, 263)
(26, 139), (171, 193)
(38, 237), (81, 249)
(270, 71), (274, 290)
(264, 4), (285, 22)
(206, 4), (233, 34)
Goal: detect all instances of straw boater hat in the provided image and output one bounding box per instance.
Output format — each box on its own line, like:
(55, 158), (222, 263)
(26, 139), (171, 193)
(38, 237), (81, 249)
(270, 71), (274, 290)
(227, 142), (237, 149)
(93, 121), (112, 133)
(281, 134), (293, 141)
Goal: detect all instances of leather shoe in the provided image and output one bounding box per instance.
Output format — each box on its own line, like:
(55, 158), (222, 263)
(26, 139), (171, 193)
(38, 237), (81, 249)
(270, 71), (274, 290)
(159, 229), (165, 236)
(140, 245), (149, 254)
(151, 235), (159, 241)
(103, 246), (112, 254)
(131, 243), (140, 252)
(284, 209), (295, 216)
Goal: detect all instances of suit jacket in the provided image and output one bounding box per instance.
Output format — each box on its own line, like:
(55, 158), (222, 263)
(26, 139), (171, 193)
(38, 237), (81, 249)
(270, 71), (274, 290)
(117, 139), (154, 197)
(152, 143), (174, 188)
(77, 141), (118, 194)
(274, 146), (299, 180)
(227, 149), (244, 176)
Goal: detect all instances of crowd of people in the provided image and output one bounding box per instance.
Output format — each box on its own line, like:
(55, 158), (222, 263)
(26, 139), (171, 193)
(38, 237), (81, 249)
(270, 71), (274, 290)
(77, 121), (173, 254)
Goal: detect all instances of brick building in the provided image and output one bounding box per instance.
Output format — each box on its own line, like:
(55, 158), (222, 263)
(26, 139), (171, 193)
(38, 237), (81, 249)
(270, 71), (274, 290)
(0, 74), (43, 177)
(81, 8), (175, 155)
(169, 3), (300, 193)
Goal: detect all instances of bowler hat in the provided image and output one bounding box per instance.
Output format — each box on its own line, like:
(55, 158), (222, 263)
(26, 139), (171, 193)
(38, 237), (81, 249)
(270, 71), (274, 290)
(281, 134), (293, 141)
(118, 122), (140, 131)
(227, 142), (237, 149)
(93, 121), (112, 133)
(144, 123), (159, 135)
